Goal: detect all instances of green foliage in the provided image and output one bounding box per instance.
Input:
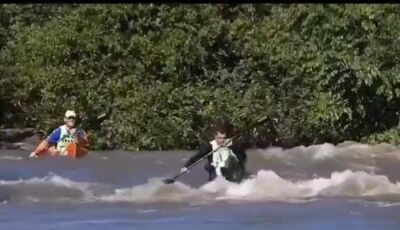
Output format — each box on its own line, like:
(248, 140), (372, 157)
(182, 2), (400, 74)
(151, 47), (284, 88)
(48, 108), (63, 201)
(361, 126), (400, 145)
(2, 4), (400, 149)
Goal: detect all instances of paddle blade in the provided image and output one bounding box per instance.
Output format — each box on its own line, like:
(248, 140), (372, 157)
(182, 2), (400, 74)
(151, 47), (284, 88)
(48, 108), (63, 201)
(162, 178), (176, 184)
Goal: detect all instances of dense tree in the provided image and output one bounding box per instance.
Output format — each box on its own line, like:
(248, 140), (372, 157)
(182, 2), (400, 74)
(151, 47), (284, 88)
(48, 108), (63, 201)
(1, 4), (399, 150)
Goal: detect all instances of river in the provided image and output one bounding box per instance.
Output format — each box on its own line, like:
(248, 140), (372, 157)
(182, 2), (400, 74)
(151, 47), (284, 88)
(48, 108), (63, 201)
(1, 141), (400, 229)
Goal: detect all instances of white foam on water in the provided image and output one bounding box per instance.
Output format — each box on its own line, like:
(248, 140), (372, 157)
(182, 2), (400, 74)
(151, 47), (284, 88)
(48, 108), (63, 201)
(200, 169), (400, 202)
(98, 178), (212, 204)
(0, 156), (24, 161)
(2, 142), (400, 205)
(376, 202), (400, 207)
(1, 169), (400, 205)
(95, 169), (400, 204)
(0, 173), (106, 203)
(256, 142), (400, 174)
(136, 209), (158, 214)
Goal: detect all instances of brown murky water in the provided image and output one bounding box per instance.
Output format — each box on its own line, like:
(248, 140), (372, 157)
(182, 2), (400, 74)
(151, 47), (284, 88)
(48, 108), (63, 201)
(1, 142), (400, 229)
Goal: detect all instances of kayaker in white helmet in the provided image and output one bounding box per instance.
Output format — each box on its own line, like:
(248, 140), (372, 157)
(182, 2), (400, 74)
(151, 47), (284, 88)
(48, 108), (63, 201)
(29, 110), (89, 158)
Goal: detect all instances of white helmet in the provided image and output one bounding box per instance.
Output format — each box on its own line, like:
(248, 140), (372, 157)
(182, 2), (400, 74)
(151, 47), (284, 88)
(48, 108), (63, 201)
(65, 110), (77, 118)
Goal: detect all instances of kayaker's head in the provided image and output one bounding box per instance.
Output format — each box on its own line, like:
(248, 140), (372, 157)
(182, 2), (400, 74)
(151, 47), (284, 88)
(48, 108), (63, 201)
(64, 110), (77, 128)
(213, 125), (229, 146)
(213, 119), (234, 146)
(214, 131), (227, 146)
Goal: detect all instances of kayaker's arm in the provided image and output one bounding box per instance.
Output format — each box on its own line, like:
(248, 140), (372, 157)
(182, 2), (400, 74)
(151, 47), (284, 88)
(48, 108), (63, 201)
(183, 143), (212, 168)
(29, 128), (61, 158)
(231, 140), (247, 164)
(30, 139), (49, 157)
(74, 129), (89, 148)
(47, 128), (61, 146)
(233, 146), (247, 164)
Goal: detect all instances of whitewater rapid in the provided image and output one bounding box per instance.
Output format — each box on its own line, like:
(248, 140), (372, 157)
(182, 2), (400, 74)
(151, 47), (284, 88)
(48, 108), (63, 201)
(1, 141), (400, 205)
(1, 169), (400, 205)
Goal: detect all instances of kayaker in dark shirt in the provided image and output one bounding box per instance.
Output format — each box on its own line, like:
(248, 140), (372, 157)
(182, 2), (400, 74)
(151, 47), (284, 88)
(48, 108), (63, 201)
(180, 124), (249, 183)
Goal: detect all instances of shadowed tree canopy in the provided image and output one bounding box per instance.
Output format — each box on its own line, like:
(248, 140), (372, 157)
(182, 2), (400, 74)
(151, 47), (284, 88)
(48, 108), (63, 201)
(1, 4), (400, 150)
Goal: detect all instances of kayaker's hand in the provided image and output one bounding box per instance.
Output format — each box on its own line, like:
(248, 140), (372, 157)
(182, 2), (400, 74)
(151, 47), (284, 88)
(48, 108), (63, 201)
(60, 149), (68, 156)
(224, 138), (233, 147)
(70, 128), (77, 135)
(29, 152), (38, 158)
(74, 129), (87, 140)
(180, 167), (188, 173)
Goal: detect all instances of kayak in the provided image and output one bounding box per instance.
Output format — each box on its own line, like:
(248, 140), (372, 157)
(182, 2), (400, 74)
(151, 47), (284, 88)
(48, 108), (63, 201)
(66, 142), (89, 159)
(35, 141), (89, 159)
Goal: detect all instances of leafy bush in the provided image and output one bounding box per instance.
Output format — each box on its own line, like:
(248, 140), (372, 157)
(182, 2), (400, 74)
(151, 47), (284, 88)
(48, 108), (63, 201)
(1, 4), (400, 149)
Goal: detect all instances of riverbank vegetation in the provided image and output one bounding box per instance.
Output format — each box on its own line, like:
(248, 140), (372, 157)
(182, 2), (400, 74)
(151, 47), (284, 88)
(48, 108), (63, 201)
(1, 4), (400, 150)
